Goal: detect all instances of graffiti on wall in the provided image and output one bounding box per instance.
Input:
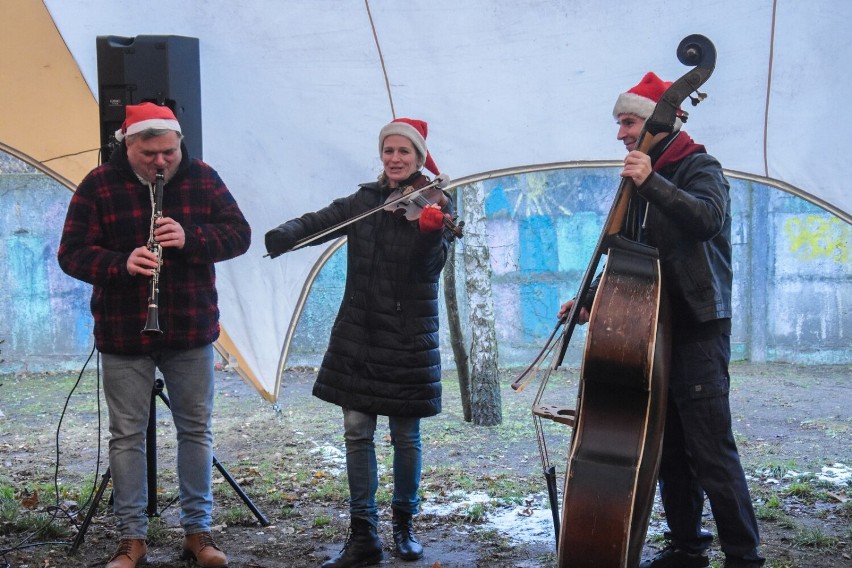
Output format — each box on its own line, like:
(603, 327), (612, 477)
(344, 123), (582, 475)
(0, 172), (93, 372)
(285, 169), (850, 367)
(783, 215), (849, 264)
(2, 162), (849, 371)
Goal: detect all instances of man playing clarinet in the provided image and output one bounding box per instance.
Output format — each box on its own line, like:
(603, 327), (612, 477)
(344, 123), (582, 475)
(58, 102), (250, 568)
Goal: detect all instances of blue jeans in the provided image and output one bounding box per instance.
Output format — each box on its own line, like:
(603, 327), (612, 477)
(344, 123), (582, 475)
(659, 334), (763, 563)
(101, 344), (216, 539)
(342, 409), (422, 527)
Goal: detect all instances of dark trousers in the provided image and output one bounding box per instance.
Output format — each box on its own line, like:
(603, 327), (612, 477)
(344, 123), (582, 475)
(658, 333), (764, 562)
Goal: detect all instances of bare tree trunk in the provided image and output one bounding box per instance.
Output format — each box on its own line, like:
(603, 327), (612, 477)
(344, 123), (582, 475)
(442, 240), (472, 421)
(461, 181), (501, 426)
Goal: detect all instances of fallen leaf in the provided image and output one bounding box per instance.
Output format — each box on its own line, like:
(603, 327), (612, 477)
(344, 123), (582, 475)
(20, 489), (39, 509)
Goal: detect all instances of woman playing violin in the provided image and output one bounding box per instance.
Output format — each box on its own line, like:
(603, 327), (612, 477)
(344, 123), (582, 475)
(265, 118), (456, 568)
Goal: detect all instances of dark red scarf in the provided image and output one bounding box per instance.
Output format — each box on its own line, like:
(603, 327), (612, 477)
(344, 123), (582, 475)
(652, 131), (705, 172)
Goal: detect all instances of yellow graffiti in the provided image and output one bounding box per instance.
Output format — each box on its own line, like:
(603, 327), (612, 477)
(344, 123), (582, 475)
(783, 215), (849, 263)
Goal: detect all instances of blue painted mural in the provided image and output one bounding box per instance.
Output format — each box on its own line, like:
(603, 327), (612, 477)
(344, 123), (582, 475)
(0, 169), (94, 372)
(287, 168), (850, 368)
(1, 155), (849, 373)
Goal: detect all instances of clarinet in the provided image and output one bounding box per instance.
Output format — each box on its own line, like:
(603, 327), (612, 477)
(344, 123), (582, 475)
(142, 170), (165, 335)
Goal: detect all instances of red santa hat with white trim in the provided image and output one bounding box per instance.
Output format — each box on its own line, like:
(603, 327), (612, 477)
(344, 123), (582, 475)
(378, 117), (442, 178)
(613, 71), (683, 130)
(114, 102), (182, 142)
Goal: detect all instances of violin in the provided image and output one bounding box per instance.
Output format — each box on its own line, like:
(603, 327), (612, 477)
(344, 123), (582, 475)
(384, 174), (465, 238)
(265, 172), (463, 257)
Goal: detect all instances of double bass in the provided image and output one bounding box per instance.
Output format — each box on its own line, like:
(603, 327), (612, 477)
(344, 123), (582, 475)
(513, 34), (716, 567)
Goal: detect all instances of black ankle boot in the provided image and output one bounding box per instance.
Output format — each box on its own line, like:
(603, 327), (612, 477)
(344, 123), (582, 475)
(392, 508), (424, 561)
(321, 517), (383, 568)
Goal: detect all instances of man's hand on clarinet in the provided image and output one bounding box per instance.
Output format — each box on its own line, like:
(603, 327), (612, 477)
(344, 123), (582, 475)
(153, 217), (186, 249)
(127, 247), (160, 277)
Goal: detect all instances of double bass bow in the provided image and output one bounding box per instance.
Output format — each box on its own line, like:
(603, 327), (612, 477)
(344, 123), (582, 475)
(513, 34), (716, 567)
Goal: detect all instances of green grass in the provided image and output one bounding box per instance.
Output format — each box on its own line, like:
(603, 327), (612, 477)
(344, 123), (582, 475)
(145, 517), (171, 546)
(785, 481), (816, 500)
(0, 479), (85, 539)
(800, 417), (850, 439)
(0, 485), (70, 539)
(755, 501), (785, 522)
(791, 525), (840, 549)
(0, 486), (20, 530)
(464, 501), (490, 522)
(758, 459), (798, 480)
(310, 474), (349, 503)
(2, 365), (850, 567)
(217, 505), (256, 526)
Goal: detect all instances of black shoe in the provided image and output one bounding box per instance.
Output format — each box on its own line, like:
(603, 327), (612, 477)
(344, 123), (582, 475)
(392, 508), (424, 561)
(321, 517), (383, 568)
(640, 544), (710, 568)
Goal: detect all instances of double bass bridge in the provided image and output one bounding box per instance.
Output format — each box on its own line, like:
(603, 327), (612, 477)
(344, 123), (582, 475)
(532, 403), (576, 427)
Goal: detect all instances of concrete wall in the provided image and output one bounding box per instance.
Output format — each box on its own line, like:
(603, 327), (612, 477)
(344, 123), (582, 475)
(0, 167), (94, 372)
(289, 168), (850, 368)
(1, 156), (848, 373)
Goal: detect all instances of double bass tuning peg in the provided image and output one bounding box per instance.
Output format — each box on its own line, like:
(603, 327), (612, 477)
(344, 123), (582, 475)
(688, 89), (707, 107)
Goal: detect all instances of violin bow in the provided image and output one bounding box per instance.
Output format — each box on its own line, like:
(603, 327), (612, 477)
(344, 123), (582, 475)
(265, 176), (446, 257)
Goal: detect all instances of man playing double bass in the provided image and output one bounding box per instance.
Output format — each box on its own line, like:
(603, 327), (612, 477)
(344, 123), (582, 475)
(559, 72), (765, 568)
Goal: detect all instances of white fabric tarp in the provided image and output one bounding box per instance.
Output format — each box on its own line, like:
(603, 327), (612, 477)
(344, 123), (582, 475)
(41, 0), (851, 400)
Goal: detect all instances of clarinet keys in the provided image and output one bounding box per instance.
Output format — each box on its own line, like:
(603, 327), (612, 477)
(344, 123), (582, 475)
(142, 170), (165, 336)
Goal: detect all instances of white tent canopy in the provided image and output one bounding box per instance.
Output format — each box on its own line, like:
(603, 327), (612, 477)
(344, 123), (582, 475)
(32, 0), (852, 399)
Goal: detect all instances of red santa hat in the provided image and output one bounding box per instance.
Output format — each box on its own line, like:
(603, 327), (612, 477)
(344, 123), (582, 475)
(379, 117), (441, 177)
(613, 71), (683, 130)
(114, 102), (182, 142)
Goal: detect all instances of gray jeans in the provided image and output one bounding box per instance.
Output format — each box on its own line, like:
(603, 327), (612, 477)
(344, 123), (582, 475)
(101, 344), (215, 539)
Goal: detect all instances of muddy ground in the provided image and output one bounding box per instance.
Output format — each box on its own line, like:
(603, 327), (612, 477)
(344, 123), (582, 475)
(1, 362), (849, 568)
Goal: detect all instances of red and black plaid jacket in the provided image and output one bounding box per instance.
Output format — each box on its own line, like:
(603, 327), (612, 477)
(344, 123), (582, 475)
(58, 143), (251, 354)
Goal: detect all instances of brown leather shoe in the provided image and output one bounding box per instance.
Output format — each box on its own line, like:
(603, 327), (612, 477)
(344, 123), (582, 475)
(182, 532), (228, 568)
(105, 538), (147, 568)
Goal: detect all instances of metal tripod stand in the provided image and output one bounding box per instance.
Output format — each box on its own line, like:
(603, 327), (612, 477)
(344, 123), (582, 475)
(70, 379), (269, 552)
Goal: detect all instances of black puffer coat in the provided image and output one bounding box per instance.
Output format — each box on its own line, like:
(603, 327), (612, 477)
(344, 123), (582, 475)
(266, 178), (454, 417)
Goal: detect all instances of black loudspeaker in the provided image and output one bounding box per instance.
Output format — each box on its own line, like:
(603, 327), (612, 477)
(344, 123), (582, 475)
(96, 35), (202, 163)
